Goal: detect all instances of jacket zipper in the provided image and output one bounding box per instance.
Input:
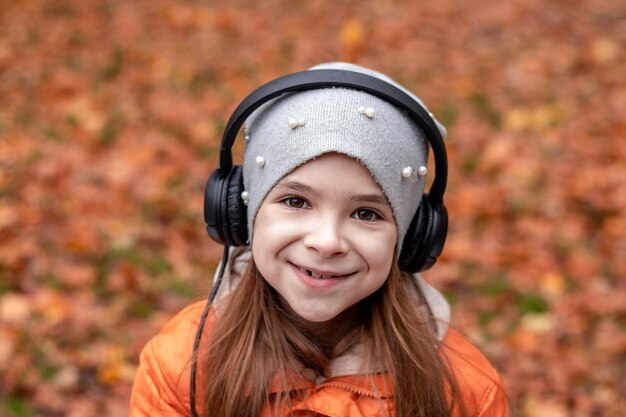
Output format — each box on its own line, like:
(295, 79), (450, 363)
(313, 380), (391, 399)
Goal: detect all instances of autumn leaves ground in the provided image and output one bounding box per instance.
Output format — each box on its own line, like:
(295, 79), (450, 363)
(1, 1), (625, 416)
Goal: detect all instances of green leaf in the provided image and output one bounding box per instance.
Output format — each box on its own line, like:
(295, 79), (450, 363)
(519, 293), (549, 314)
(2, 397), (34, 417)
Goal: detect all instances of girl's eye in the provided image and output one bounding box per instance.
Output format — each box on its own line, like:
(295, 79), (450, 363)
(353, 209), (380, 222)
(283, 197), (309, 209)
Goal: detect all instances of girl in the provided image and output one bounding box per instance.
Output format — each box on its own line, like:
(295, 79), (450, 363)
(129, 63), (508, 417)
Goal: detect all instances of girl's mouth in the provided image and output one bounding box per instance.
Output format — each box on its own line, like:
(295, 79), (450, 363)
(292, 263), (351, 280)
(305, 269), (339, 280)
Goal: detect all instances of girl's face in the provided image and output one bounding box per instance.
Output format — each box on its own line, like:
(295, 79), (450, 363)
(252, 153), (397, 323)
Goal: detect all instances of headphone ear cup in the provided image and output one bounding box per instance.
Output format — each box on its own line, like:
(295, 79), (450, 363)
(398, 196), (429, 273)
(398, 195), (448, 273)
(221, 166), (248, 246)
(204, 169), (226, 245)
(204, 166), (248, 246)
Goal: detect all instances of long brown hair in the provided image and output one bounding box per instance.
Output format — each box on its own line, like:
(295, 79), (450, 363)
(200, 254), (461, 417)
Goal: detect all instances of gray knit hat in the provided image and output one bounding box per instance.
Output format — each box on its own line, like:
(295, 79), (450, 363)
(242, 62), (446, 252)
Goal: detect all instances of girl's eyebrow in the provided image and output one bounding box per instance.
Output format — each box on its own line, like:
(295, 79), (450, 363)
(348, 193), (389, 206)
(275, 181), (318, 195)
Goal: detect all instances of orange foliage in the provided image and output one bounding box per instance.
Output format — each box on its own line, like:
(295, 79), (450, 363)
(0, 0), (624, 416)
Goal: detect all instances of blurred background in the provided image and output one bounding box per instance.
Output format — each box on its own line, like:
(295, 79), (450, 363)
(0, 0), (624, 416)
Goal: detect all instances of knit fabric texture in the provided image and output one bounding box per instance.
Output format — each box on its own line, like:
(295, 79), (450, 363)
(242, 62), (445, 252)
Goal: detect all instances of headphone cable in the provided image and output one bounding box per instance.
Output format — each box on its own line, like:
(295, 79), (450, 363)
(190, 245), (230, 417)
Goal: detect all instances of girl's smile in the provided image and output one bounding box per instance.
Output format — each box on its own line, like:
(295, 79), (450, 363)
(252, 152), (397, 323)
(291, 262), (355, 279)
(290, 262), (355, 290)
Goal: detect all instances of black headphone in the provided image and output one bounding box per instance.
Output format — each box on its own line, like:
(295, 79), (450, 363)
(193, 69), (451, 415)
(203, 69), (449, 273)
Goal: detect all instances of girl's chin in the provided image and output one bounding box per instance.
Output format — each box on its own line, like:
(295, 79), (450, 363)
(288, 301), (365, 328)
(285, 303), (341, 324)
(296, 311), (340, 324)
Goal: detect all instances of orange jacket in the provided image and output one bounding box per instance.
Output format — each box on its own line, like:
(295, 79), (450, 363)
(130, 300), (509, 416)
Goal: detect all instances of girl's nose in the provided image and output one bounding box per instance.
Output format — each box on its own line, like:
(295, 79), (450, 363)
(302, 218), (348, 257)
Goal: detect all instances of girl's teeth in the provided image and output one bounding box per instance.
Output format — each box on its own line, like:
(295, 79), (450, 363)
(306, 269), (333, 279)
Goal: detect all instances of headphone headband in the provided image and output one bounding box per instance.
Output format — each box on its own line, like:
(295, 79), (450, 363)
(217, 69), (447, 205)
